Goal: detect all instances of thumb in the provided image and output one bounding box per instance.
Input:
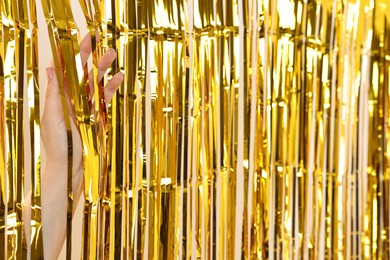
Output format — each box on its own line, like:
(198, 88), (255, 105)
(41, 66), (68, 164)
(41, 67), (64, 126)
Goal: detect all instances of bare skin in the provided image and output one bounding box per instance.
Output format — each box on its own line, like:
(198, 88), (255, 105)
(38, 33), (123, 259)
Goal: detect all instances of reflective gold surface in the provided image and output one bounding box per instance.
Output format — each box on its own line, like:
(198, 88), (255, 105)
(1, 0), (43, 258)
(1, 0), (390, 259)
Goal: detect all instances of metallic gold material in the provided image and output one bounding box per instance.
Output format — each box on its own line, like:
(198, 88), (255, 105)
(26, 0), (43, 257)
(1, 0), (390, 259)
(1, 0), (43, 258)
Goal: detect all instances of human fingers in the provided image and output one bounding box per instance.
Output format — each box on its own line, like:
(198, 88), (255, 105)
(104, 71), (124, 103)
(41, 67), (64, 127)
(87, 48), (117, 99)
(96, 48), (116, 83)
(79, 33), (92, 67)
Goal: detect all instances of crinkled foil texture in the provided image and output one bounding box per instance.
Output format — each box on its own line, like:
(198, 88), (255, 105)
(1, 0), (390, 259)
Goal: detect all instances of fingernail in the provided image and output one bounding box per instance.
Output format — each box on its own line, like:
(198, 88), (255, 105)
(46, 68), (54, 80)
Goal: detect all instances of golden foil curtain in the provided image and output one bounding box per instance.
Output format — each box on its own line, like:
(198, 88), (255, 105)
(0, 0), (390, 259)
(1, 0), (42, 258)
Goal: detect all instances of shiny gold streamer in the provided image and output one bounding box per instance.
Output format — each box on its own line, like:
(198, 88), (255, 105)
(26, 0), (43, 257)
(1, 0), (44, 258)
(1, 0), (390, 259)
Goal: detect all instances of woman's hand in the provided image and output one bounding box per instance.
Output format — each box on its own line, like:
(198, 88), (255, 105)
(40, 33), (123, 260)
